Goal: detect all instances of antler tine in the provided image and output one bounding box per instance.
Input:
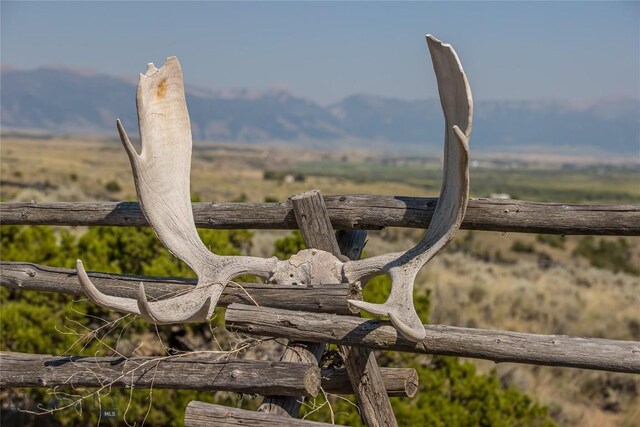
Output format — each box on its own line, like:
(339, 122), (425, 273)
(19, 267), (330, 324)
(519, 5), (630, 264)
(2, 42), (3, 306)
(77, 57), (278, 323)
(78, 259), (215, 323)
(343, 35), (472, 341)
(136, 283), (213, 324)
(77, 259), (139, 313)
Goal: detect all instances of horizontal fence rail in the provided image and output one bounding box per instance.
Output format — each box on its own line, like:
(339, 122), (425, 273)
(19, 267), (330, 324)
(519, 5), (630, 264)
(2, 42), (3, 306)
(225, 304), (640, 374)
(0, 352), (320, 397)
(0, 262), (358, 315)
(323, 366), (418, 398)
(0, 351), (416, 398)
(2, 197), (638, 235)
(185, 401), (343, 427)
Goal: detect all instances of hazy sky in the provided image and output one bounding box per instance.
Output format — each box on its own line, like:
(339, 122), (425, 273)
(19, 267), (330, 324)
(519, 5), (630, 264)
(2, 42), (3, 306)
(2, 1), (639, 105)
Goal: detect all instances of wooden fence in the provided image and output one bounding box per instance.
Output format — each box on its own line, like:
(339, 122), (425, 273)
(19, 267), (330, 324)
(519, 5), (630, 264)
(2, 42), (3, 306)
(3, 197), (639, 234)
(1, 196), (639, 426)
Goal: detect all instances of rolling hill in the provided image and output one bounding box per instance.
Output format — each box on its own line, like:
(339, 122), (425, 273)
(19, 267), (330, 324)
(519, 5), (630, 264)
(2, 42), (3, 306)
(2, 66), (638, 155)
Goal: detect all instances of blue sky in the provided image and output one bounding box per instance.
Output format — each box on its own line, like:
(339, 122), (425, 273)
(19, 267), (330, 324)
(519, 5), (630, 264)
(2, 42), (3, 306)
(2, 1), (639, 105)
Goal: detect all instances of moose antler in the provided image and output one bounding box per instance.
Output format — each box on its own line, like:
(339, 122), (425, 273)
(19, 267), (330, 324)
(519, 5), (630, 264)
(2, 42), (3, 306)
(342, 35), (472, 341)
(76, 34), (471, 342)
(77, 57), (280, 323)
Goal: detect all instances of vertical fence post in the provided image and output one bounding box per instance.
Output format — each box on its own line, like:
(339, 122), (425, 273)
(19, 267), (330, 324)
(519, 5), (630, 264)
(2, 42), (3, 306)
(287, 190), (397, 427)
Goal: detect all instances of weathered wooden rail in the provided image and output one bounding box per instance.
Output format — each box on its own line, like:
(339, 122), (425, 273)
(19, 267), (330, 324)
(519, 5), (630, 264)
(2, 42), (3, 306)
(2, 197), (639, 425)
(2, 197), (639, 235)
(4, 32), (638, 426)
(0, 352), (320, 397)
(0, 352), (417, 397)
(185, 401), (343, 427)
(0, 261), (358, 315)
(265, 190), (396, 426)
(2, 197), (639, 426)
(225, 304), (640, 374)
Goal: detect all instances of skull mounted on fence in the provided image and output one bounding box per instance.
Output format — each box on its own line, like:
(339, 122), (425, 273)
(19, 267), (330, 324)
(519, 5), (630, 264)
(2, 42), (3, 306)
(76, 34), (472, 342)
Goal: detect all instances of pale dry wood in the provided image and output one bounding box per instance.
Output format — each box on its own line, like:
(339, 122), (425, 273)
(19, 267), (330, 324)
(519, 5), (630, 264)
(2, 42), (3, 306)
(338, 344), (398, 427)
(5, 198), (635, 235)
(225, 304), (640, 374)
(342, 35), (472, 341)
(292, 190), (343, 258)
(257, 341), (325, 416)
(259, 190), (338, 417)
(321, 367), (418, 398)
(185, 401), (344, 426)
(0, 351), (320, 397)
(336, 231), (399, 427)
(0, 261), (357, 315)
(0, 351), (413, 396)
(75, 56), (280, 325)
(287, 189), (397, 427)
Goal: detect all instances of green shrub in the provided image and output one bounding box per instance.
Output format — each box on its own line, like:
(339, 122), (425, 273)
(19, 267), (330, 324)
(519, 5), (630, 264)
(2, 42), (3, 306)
(511, 240), (535, 254)
(263, 170), (286, 181)
(573, 236), (639, 276)
(104, 180), (121, 193)
(1, 226), (554, 426)
(272, 230), (306, 260)
(232, 193), (248, 202)
(0, 225), (254, 426)
(277, 231), (554, 426)
(536, 234), (565, 249)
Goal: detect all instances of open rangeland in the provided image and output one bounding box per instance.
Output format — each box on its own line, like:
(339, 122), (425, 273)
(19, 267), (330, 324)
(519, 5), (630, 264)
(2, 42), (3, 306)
(1, 136), (639, 426)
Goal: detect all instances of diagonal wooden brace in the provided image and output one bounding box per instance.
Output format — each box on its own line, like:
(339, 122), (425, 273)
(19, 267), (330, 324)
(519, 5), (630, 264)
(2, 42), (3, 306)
(286, 190), (397, 427)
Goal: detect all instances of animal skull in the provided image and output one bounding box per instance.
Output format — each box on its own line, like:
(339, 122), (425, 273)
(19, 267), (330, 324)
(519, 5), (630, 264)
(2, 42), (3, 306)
(76, 34), (472, 342)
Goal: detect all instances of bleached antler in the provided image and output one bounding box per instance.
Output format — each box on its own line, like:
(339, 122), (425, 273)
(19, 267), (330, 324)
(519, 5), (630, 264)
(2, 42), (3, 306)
(76, 57), (279, 323)
(342, 35), (472, 341)
(76, 34), (471, 342)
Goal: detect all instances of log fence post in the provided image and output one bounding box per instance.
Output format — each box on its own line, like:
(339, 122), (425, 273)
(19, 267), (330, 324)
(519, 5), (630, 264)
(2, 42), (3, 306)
(275, 190), (397, 427)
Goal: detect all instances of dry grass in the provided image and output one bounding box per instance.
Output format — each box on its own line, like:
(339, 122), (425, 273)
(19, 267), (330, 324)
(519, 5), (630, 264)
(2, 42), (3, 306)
(427, 251), (640, 426)
(363, 229), (640, 427)
(2, 136), (639, 426)
(1, 138), (430, 203)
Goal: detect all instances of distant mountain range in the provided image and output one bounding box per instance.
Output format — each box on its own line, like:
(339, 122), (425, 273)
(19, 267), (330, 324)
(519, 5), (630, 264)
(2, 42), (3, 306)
(2, 66), (639, 155)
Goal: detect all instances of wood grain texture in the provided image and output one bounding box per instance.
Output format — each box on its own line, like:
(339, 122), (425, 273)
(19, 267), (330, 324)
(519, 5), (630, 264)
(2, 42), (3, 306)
(335, 231), (398, 427)
(0, 352), (320, 397)
(98, 57), (279, 324)
(0, 262), (356, 315)
(321, 367), (418, 398)
(2, 197), (638, 235)
(338, 344), (398, 427)
(290, 190), (397, 427)
(291, 190), (343, 259)
(259, 190), (335, 417)
(225, 304), (640, 374)
(257, 341), (325, 416)
(185, 401), (344, 427)
(0, 351), (412, 396)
